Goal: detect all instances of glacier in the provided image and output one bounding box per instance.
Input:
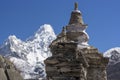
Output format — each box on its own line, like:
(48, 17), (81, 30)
(0, 24), (56, 79)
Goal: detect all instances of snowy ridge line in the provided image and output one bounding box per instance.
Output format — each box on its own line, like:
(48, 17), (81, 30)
(104, 47), (120, 65)
(0, 24), (56, 79)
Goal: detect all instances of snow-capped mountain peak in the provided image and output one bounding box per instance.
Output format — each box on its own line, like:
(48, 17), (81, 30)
(8, 35), (18, 41)
(6, 35), (22, 46)
(36, 24), (55, 34)
(0, 24), (56, 79)
(104, 47), (120, 65)
(104, 47), (120, 80)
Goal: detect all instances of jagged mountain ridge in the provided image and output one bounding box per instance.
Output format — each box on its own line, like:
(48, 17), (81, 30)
(0, 24), (56, 79)
(104, 47), (120, 80)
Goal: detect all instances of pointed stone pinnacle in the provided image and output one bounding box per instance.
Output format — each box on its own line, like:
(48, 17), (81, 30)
(74, 2), (78, 10)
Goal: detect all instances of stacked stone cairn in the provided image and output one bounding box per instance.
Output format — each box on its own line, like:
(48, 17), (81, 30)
(45, 2), (109, 80)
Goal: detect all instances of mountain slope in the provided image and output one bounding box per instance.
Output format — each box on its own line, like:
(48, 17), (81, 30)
(104, 47), (120, 65)
(104, 47), (120, 80)
(0, 24), (56, 79)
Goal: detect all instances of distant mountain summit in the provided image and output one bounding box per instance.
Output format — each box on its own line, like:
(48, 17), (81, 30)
(0, 24), (56, 79)
(104, 47), (120, 80)
(104, 47), (120, 65)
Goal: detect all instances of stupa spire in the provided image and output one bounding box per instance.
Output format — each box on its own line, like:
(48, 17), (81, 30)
(69, 2), (84, 25)
(74, 2), (78, 10)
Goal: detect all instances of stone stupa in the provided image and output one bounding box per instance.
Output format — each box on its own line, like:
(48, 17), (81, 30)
(44, 2), (109, 80)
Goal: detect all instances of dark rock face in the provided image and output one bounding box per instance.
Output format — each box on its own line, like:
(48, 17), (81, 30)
(0, 55), (23, 80)
(107, 63), (120, 80)
(45, 2), (109, 80)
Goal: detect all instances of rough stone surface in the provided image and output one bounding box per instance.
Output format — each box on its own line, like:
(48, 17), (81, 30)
(107, 63), (120, 80)
(0, 68), (7, 80)
(6, 69), (23, 80)
(45, 2), (109, 80)
(0, 55), (23, 80)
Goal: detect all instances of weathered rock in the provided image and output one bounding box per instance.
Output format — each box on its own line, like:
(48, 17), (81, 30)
(6, 69), (23, 80)
(0, 68), (7, 80)
(45, 2), (109, 80)
(107, 62), (120, 80)
(0, 55), (23, 80)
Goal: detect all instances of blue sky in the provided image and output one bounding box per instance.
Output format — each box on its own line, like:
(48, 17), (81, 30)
(0, 0), (120, 52)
